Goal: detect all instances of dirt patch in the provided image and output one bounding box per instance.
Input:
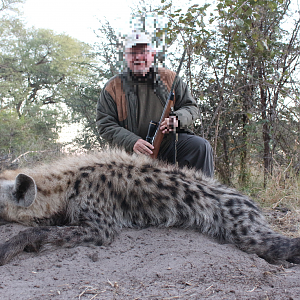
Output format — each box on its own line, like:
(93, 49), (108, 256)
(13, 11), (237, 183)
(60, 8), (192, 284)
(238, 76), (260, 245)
(1, 223), (300, 300)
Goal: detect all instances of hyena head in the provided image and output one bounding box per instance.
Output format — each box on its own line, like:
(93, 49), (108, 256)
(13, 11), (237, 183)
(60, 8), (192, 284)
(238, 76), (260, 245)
(0, 174), (37, 223)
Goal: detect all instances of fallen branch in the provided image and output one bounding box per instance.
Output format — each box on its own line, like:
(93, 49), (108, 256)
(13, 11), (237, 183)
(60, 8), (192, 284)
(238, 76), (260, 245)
(11, 150), (54, 164)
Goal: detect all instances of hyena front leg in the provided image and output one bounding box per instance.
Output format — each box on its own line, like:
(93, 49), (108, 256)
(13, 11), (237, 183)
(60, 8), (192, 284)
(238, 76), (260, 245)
(0, 227), (54, 265)
(0, 223), (119, 266)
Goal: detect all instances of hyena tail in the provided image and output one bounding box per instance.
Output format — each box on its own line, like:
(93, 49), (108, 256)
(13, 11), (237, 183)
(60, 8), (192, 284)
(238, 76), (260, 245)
(263, 236), (300, 264)
(286, 238), (300, 263)
(235, 230), (300, 264)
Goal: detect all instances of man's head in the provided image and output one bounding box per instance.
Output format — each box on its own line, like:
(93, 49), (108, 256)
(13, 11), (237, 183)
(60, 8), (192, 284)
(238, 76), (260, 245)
(124, 31), (155, 76)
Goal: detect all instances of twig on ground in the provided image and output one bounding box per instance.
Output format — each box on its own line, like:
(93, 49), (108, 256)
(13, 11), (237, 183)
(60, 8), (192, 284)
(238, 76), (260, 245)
(11, 150), (54, 164)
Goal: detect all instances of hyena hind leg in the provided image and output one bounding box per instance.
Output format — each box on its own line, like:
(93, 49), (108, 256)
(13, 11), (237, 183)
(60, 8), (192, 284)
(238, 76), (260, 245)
(0, 224), (118, 266)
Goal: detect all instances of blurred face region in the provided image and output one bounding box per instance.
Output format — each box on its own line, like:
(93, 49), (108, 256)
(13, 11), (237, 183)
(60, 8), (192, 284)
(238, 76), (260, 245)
(125, 44), (155, 76)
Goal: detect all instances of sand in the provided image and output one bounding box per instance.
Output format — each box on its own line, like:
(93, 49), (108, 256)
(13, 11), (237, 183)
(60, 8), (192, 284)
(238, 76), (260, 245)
(1, 223), (300, 300)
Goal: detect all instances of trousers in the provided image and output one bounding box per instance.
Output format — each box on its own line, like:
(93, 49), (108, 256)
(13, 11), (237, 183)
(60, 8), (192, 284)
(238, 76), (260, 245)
(159, 133), (214, 177)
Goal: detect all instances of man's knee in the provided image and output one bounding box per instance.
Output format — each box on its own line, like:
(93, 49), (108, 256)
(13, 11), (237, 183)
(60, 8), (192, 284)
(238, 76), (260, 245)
(197, 137), (212, 151)
(183, 135), (212, 154)
(178, 135), (214, 176)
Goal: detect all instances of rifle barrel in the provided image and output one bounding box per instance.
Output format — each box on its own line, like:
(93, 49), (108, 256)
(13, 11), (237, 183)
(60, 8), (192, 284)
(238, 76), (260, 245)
(149, 48), (187, 159)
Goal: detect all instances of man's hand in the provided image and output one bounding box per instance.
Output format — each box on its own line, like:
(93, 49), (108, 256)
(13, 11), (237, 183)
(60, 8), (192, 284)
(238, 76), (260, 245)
(160, 116), (179, 134)
(133, 139), (154, 155)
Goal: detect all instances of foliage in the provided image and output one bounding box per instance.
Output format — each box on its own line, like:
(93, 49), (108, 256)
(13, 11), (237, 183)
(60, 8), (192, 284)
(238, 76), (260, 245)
(0, 14), (102, 155)
(0, 17), (93, 115)
(152, 0), (300, 186)
(63, 20), (120, 150)
(0, 109), (60, 157)
(0, 0), (24, 13)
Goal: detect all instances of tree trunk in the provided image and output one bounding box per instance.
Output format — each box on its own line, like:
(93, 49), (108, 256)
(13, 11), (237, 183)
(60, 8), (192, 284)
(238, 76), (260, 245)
(239, 112), (248, 185)
(259, 66), (272, 187)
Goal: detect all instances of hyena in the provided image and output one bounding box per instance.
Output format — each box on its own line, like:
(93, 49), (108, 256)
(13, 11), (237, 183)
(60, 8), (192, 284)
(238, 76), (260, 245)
(0, 149), (300, 266)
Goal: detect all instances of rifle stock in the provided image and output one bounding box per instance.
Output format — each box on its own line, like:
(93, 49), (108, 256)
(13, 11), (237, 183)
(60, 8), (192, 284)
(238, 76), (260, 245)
(148, 48), (187, 159)
(150, 98), (174, 159)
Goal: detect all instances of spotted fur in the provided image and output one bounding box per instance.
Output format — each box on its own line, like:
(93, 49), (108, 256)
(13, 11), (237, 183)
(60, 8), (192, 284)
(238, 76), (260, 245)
(0, 149), (299, 266)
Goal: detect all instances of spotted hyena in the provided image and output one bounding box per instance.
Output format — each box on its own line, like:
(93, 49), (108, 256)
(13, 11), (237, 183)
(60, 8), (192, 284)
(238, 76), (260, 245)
(0, 149), (299, 266)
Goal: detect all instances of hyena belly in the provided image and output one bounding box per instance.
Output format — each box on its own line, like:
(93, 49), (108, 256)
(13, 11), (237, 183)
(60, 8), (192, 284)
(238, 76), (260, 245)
(0, 149), (300, 266)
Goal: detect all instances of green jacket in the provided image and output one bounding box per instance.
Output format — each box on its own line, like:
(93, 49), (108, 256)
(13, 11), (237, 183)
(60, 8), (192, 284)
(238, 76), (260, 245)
(96, 67), (199, 153)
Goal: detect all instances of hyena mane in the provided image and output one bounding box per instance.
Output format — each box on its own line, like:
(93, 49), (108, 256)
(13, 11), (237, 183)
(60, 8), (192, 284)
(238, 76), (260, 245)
(0, 148), (300, 266)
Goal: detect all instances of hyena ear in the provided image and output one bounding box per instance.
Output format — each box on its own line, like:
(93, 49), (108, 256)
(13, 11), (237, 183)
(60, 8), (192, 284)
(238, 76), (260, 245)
(12, 174), (37, 207)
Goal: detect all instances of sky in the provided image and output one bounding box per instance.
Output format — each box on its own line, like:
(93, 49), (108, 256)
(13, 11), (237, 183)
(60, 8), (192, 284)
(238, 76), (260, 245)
(18, 0), (170, 144)
(20, 0), (195, 45)
(21, 0), (135, 44)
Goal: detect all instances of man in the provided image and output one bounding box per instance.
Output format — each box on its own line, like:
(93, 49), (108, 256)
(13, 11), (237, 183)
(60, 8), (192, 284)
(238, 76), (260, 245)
(96, 30), (214, 177)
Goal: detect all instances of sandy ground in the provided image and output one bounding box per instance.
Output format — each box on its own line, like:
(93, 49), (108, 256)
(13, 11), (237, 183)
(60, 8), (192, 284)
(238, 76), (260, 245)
(1, 223), (300, 300)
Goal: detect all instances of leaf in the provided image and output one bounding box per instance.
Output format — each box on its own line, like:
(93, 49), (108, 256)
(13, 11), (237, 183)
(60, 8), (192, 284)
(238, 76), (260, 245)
(236, 19), (244, 26)
(256, 41), (264, 52)
(246, 113), (253, 119)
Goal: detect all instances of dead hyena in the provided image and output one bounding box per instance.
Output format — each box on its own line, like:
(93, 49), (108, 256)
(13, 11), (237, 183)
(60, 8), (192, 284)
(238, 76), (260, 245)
(0, 149), (299, 266)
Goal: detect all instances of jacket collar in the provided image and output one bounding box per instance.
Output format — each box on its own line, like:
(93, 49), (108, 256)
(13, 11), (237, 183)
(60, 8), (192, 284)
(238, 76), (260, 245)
(124, 67), (157, 84)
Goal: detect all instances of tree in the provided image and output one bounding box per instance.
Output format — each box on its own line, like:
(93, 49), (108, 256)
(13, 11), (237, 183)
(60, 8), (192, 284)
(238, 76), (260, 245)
(214, 0), (300, 185)
(0, 17), (93, 115)
(0, 108), (60, 163)
(152, 0), (300, 186)
(0, 16), (99, 154)
(63, 20), (120, 150)
(0, 0), (24, 13)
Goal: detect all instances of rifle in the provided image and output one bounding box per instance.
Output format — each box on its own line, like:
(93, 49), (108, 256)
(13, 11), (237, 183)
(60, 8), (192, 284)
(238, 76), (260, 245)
(146, 48), (187, 159)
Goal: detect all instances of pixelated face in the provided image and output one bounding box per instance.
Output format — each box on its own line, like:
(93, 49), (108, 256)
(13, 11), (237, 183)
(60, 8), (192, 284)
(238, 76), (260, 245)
(125, 44), (155, 76)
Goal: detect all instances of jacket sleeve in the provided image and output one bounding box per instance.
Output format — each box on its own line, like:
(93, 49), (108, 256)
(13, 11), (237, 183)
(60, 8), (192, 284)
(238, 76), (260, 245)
(96, 88), (140, 152)
(173, 77), (200, 129)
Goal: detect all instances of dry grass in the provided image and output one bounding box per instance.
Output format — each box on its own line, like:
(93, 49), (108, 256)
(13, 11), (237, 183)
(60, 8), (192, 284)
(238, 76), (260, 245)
(236, 164), (300, 237)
